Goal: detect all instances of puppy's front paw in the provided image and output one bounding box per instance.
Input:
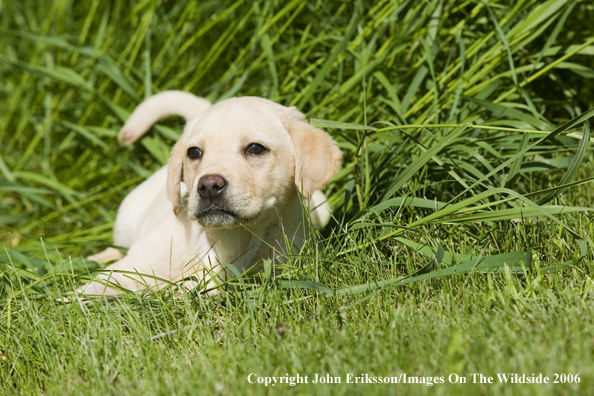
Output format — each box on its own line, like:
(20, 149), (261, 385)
(77, 281), (122, 296)
(87, 247), (124, 264)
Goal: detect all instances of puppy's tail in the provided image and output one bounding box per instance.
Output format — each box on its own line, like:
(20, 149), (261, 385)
(118, 91), (211, 146)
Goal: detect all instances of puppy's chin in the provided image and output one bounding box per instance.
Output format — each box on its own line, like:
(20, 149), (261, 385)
(190, 205), (251, 228)
(194, 207), (240, 228)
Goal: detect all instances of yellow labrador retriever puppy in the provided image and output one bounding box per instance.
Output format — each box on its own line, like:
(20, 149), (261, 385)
(80, 91), (341, 295)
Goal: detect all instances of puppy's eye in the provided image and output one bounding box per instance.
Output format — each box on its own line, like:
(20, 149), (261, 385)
(245, 143), (268, 156)
(187, 147), (202, 159)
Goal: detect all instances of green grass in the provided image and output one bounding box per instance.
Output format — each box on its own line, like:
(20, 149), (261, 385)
(2, 0), (594, 394)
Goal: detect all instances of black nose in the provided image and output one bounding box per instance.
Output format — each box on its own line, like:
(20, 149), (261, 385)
(198, 174), (227, 200)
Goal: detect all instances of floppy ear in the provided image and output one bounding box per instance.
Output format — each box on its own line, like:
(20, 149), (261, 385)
(284, 109), (342, 197)
(166, 136), (186, 216)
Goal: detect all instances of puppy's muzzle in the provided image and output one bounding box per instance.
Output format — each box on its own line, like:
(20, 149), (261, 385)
(198, 174), (227, 201)
(196, 174), (237, 226)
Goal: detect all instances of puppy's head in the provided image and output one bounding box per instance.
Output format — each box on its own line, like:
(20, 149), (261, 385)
(167, 97), (341, 228)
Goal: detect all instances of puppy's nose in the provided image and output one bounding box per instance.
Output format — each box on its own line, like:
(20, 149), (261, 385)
(198, 174), (227, 200)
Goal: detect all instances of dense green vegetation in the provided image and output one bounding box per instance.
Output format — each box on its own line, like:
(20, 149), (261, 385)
(2, 0), (594, 394)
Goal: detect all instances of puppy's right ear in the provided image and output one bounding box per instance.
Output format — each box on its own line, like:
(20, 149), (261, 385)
(167, 136), (186, 216)
(283, 108), (342, 197)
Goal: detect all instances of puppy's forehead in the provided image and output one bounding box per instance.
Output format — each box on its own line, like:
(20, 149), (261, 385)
(188, 97), (288, 141)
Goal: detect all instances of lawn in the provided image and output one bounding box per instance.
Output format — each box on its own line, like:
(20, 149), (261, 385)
(2, 0), (594, 394)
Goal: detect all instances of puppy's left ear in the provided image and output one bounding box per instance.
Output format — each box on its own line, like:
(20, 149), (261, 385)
(284, 109), (342, 197)
(167, 136), (186, 216)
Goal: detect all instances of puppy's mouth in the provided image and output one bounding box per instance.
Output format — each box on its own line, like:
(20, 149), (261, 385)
(195, 206), (240, 227)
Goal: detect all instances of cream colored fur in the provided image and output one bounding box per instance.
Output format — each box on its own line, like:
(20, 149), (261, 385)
(79, 91), (341, 295)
